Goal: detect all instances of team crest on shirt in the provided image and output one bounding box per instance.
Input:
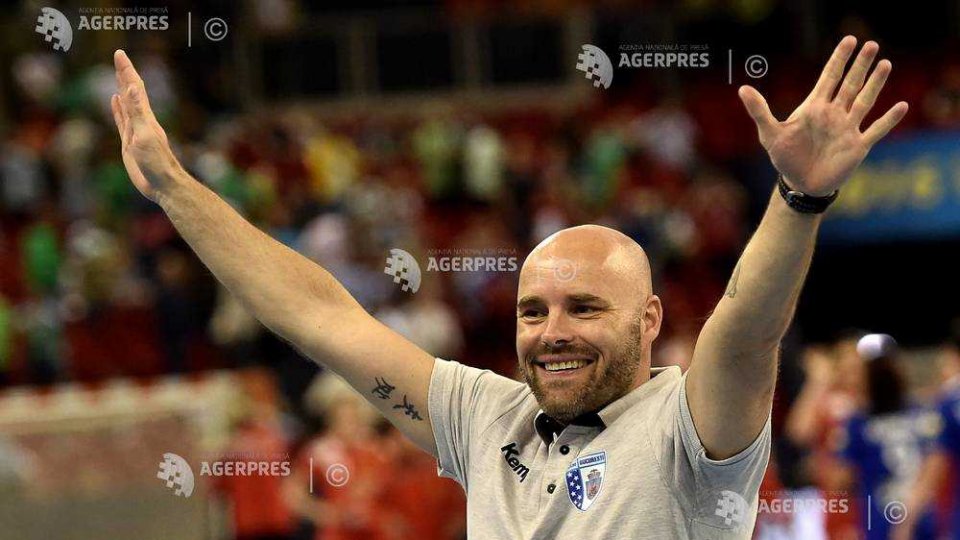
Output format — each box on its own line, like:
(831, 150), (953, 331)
(565, 451), (606, 511)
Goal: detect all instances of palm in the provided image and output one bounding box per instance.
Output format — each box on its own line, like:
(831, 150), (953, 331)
(739, 37), (908, 197)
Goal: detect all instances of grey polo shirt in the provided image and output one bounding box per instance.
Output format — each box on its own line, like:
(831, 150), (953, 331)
(428, 358), (772, 539)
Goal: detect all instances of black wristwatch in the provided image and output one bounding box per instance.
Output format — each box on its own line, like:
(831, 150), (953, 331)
(777, 174), (839, 214)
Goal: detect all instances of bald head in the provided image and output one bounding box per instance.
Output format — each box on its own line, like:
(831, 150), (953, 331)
(521, 224), (653, 301)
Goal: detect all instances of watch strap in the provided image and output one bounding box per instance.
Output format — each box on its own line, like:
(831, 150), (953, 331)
(777, 174), (839, 214)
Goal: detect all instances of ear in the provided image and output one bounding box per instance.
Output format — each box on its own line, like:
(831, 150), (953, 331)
(642, 295), (663, 344)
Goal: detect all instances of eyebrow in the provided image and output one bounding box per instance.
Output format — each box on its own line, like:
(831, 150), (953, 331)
(516, 293), (611, 310)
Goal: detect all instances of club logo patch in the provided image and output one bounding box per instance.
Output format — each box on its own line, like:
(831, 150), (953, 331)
(566, 450), (606, 511)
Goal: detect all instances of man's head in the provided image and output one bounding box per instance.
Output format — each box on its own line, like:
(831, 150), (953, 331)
(516, 225), (663, 423)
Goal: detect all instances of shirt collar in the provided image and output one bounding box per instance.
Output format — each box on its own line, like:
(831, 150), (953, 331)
(532, 366), (681, 445)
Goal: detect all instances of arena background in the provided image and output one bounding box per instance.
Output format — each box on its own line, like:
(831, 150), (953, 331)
(1, 1), (959, 539)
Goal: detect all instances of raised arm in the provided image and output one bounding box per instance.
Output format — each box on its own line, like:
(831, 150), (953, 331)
(685, 36), (908, 459)
(110, 50), (438, 455)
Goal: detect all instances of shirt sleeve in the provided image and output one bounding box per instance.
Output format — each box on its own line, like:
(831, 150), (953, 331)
(676, 371), (772, 534)
(427, 357), (524, 490)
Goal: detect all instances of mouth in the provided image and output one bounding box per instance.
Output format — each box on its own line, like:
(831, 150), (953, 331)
(532, 356), (596, 377)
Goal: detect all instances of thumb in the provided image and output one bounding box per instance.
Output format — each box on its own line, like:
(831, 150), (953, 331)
(738, 85), (777, 140)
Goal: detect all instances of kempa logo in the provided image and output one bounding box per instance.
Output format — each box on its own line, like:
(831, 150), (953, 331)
(576, 44), (613, 89)
(384, 248), (422, 294)
(35, 7), (73, 52)
(158, 452), (195, 498)
(500, 442), (530, 483)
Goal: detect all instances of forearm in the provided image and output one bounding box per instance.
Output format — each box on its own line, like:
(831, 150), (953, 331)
(702, 186), (822, 355)
(156, 166), (360, 343)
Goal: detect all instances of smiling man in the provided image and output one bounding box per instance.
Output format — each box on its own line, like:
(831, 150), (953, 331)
(516, 226), (656, 426)
(111, 34), (906, 538)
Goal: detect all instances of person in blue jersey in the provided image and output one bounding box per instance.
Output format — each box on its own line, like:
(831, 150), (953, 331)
(893, 327), (960, 540)
(833, 334), (941, 540)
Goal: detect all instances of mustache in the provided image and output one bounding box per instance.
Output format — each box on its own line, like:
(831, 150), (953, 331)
(526, 343), (599, 363)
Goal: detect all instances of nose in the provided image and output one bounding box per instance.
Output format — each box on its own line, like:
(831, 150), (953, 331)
(540, 311), (575, 349)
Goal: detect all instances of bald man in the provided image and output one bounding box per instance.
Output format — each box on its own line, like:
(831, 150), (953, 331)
(110, 35), (907, 539)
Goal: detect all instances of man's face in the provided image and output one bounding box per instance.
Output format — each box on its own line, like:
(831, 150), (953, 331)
(516, 245), (660, 423)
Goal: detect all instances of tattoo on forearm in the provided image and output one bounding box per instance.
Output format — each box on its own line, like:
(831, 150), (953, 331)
(372, 377), (396, 400)
(393, 394), (423, 421)
(725, 261), (742, 298)
(371, 377), (423, 421)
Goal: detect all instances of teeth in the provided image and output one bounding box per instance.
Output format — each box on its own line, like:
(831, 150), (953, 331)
(544, 360), (589, 372)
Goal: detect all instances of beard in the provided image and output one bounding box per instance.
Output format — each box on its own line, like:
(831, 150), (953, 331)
(519, 316), (645, 423)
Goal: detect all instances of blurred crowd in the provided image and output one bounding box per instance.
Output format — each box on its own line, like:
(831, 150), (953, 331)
(0, 46), (767, 388)
(3, 21), (960, 539)
(209, 373), (466, 540)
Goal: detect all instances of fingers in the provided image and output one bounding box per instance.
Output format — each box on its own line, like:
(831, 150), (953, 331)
(834, 40), (879, 108)
(863, 101), (909, 146)
(114, 49), (141, 89)
(114, 49), (153, 124)
(850, 59), (892, 124)
(123, 82), (152, 122)
(809, 36), (857, 101)
(738, 85), (778, 141)
(115, 90), (134, 145)
(110, 94), (125, 142)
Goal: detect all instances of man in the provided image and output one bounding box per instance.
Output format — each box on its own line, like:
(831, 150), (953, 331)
(110, 35), (907, 538)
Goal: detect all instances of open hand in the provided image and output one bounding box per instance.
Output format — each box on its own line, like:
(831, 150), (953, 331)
(738, 36), (908, 197)
(110, 50), (182, 202)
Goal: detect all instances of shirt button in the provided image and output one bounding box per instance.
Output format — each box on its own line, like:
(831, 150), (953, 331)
(559, 445), (570, 455)
(547, 483), (556, 494)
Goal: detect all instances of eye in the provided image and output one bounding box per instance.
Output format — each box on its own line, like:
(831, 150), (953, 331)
(520, 308), (545, 319)
(572, 304), (600, 315)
